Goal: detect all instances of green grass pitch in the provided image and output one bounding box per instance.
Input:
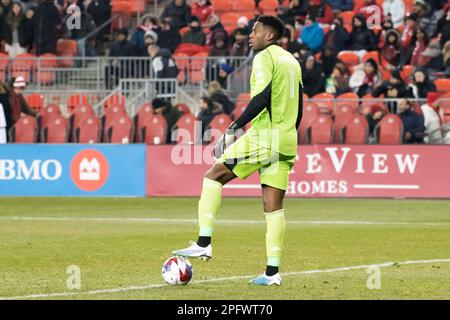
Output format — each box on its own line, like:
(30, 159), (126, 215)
(0, 197), (450, 300)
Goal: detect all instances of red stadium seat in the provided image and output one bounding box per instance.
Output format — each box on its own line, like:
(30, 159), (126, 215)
(111, 1), (131, 31)
(334, 104), (357, 142)
(232, 103), (247, 120)
(70, 104), (95, 141)
(259, 0), (278, 14)
(336, 92), (359, 109)
(134, 103), (154, 142)
(57, 39), (77, 56)
(337, 52), (359, 69)
(340, 11), (354, 32)
(41, 115), (69, 143)
(312, 92), (335, 114)
(362, 51), (380, 63)
(233, 0), (255, 11)
(236, 92), (251, 101)
(0, 53), (8, 82)
(220, 12), (240, 28)
(106, 114), (133, 143)
(211, 0), (233, 14)
(67, 94), (89, 112)
(102, 104), (127, 141)
(104, 94), (126, 110)
(173, 52), (190, 83)
(141, 115), (167, 144)
(12, 53), (35, 82)
(341, 114), (369, 144)
(298, 102), (320, 145)
(434, 79), (450, 94)
(189, 53), (208, 84)
(39, 104), (62, 130)
(172, 114), (198, 144)
(36, 53), (57, 85)
(25, 94), (44, 112)
(205, 113), (232, 143)
(74, 115), (101, 143)
(376, 114), (404, 144)
(10, 115), (38, 143)
(307, 114), (334, 144)
(175, 103), (192, 115)
(400, 65), (414, 82)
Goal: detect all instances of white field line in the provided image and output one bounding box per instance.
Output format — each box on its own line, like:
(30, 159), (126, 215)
(353, 184), (420, 190)
(1, 258), (450, 300)
(0, 216), (449, 227)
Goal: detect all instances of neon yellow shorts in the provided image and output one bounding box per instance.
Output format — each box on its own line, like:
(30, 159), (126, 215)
(217, 134), (295, 191)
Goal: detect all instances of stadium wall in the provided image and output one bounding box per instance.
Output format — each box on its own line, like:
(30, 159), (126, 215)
(147, 145), (450, 199)
(0, 145), (146, 196)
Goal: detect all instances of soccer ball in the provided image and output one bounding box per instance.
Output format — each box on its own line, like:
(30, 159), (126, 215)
(162, 256), (193, 285)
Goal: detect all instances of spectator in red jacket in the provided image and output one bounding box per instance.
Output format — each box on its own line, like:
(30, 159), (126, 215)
(191, 0), (212, 24)
(307, 0), (333, 25)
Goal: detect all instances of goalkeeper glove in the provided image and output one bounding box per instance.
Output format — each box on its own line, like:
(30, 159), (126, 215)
(213, 124), (238, 160)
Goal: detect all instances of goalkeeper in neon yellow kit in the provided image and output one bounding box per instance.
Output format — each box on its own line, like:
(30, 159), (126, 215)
(172, 15), (303, 286)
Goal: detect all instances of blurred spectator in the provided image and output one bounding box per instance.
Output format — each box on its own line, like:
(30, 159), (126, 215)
(34, 0), (61, 55)
(349, 58), (382, 97)
(279, 28), (302, 54)
(326, 0), (353, 12)
(86, 0), (110, 31)
(206, 15), (228, 48)
(160, 0), (191, 30)
(182, 16), (206, 46)
(302, 54), (325, 96)
(229, 28), (250, 57)
(22, 7), (35, 49)
(2, 1), (29, 58)
(321, 46), (338, 76)
(300, 15), (324, 52)
(307, 0), (333, 25)
(403, 28), (429, 66)
(158, 18), (181, 53)
(443, 40), (450, 76)
(289, 0), (309, 20)
(106, 29), (135, 89)
(365, 104), (386, 138)
(408, 68), (437, 99)
(152, 98), (182, 143)
(276, 5), (295, 25)
(191, 0), (212, 24)
(197, 96), (224, 137)
(248, 6), (264, 33)
(209, 32), (228, 56)
(421, 92), (443, 143)
(131, 16), (161, 57)
(0, 77), (37, 139)
(349, 14), (377, 52)
(325, 61), (351, 96)
(380, 30), (401, 71)
(438, 7), (450, 47)
(62, 4), (96, 40)
(0, 0), (12, 17)
(372, 69), (412, 112)
(217, 63), (233, 89)
(293, 43), (310, 64)
(420, 40), (444, 72)
(150, 47), (179, 84)
(323, 16), (349, 53)
(208, 81), (235, 116)
(235, 16), (250, 35)
(382, 0), (405, 28)
(401, 15), (416, 48)
(398, 98), (425, 143)
(412, 0), (443, 37)
(378, 17), (394, 47)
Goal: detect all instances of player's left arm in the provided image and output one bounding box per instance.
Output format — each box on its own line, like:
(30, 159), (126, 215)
(295, 84), (303, 130)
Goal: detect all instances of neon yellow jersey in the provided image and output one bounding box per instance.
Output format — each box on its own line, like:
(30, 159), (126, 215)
(248, 44), (302, 156)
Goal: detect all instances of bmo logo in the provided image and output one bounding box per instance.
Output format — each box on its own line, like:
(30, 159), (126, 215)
(71, 150), (109, 191)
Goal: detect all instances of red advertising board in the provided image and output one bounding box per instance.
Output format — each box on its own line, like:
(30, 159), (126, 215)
(146, 145), (450, 198)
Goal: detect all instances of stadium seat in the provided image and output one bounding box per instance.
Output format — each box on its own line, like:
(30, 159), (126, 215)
(74, 115), (101, 143)
(106, 114), (134, 143)
(12, 53), (35, 82)
(404, 0), (414, 15)
(334, 104), (357, 142)
(341, 114), (369, 144)
(236, 92), (251, 102)
(104, 94), (126, 110)
(172, 114), (198, 144)
(57, 39), (77, 68)
(337, 52), (359, 69)
(25, 94), (45, 112)
(67, 94), (89, 112)
(307, 114), (334, 144)
(41, 115), (69, 143)
(175, 103), (192, 115)
(336, 92), (359, 110)
(36, 53), (57, 85)
(376, 114), (404, 144)
(9, 115), (38, 143)
(134, 103), (154, 142)
(400, 65), (414, 82)
(129, 0), (145, 15)
(0, 53), (8, 82)
(111, 1), (131, 31)
(232, 103), (247, 120)
(340, 11), (354, 32)
(259, 0), (278, 14)
(141, 115), (167, 144)
(189, 52), (208, 84)
(232, 0), (255, 11)
(70, 104), (95, 141)
(434, 79), (450, 94)
(204, 113), (233, 143)
(312, 92), (335, 114)
(362, 51), (380, 63)
(38, 104), (62, 130)
(211, 0), (233, 14)
(298, 102), (320, 145)
(102, 104), (127, 141)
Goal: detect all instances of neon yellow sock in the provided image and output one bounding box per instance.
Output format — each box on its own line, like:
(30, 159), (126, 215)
(198, 178), (223, 237)
(265, 209), (285, 267)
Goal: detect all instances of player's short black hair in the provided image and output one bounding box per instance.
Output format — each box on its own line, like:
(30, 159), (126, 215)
(256, 15), (285, 41)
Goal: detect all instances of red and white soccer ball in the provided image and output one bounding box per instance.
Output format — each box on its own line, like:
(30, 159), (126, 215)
(162, 256), (193, 285)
